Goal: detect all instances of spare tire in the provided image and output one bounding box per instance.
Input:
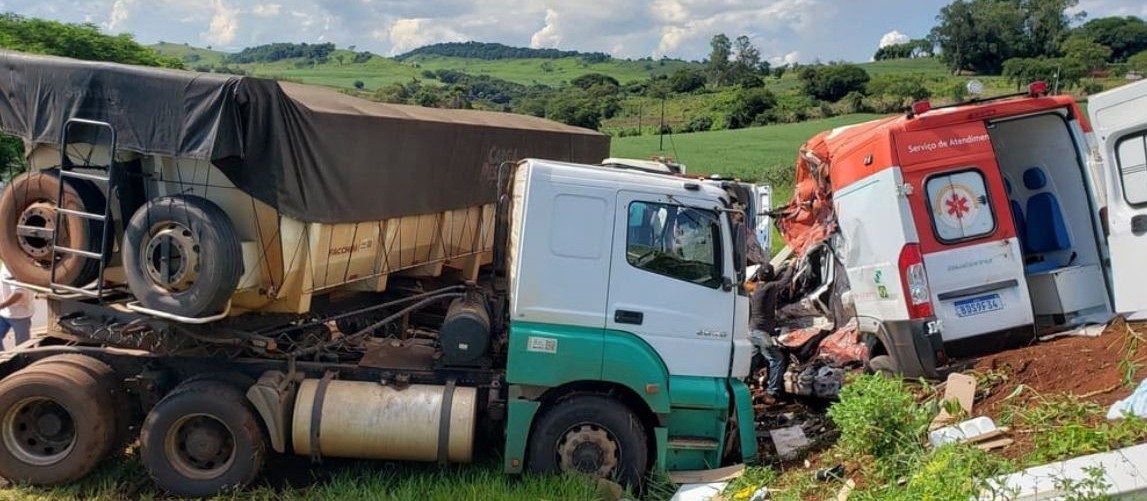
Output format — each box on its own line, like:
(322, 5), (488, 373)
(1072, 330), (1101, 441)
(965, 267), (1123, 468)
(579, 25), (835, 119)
(0, 170), (107, 287)
(123, 195), (242, 318)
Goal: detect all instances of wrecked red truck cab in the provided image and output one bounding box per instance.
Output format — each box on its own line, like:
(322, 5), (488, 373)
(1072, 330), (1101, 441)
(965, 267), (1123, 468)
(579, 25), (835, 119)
(775, 80), (1147, 378)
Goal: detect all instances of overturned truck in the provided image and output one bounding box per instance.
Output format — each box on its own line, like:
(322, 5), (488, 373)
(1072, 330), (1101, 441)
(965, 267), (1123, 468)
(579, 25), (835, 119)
(0, 51), (762, 497)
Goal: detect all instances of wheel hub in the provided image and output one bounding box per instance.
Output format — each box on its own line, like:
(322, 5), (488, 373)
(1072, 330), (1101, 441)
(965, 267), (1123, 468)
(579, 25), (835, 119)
(166, 414), (235, 480)
(143, 223), (201, 293)
(2, 397), (77, 466)
(16, 202), (59, 259)
(557, 424), (619, 478)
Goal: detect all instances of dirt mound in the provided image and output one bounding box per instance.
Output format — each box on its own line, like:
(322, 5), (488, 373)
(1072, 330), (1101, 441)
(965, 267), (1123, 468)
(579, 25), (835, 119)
(971, 319), (1144, 418)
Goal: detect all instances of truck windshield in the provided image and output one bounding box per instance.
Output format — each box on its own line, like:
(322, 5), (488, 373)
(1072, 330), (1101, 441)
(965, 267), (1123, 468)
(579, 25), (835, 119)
(626, 201), (722, 288)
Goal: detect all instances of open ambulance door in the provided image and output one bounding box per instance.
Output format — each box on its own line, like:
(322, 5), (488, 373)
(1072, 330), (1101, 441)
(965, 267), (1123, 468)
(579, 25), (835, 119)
(1089, 80), (1147, 314)
(753, 184), (773, 255)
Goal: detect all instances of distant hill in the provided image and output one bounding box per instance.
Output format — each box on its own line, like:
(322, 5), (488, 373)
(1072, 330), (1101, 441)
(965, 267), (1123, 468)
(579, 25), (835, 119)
(395, 41), (610, 62)
(150, 42), (226, 65)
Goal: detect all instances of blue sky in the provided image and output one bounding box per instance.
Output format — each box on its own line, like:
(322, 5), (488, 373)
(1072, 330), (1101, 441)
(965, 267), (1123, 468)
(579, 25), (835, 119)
(0, 0), (1144, 63)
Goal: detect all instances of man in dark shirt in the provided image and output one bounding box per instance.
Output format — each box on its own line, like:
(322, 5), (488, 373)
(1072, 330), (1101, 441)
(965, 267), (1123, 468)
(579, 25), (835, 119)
(750, 265), (788, 403)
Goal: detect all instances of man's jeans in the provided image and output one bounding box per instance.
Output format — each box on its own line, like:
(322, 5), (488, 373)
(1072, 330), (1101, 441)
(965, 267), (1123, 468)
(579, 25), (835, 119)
(0, 316), (31, 351)
(751, 329), (788, 397)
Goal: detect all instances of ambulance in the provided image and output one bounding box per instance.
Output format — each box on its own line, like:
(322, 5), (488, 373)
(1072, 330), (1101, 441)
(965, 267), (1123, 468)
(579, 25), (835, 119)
(777, 79), (1147, 373)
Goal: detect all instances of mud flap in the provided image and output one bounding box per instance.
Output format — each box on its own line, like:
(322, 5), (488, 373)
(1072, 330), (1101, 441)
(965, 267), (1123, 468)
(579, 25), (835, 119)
(862, 317), (944, 379)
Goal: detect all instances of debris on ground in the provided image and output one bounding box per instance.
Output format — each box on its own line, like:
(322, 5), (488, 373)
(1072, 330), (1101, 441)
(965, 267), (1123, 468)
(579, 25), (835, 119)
(930, 372), (977, 430)
(1107, 377), (1147, 420)
(768, 426), (811, 461)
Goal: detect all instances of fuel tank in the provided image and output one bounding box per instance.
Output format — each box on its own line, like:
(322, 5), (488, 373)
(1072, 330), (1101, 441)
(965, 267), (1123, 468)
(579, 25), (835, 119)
(292, 379), (477, 462)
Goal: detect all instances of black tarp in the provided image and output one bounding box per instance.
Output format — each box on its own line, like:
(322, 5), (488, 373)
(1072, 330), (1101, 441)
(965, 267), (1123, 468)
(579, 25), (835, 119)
(0, 50), (611, 223)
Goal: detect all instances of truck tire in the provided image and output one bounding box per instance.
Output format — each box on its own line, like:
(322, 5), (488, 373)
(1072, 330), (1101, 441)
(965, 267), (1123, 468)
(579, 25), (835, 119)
(123, 195), (242, 318)
(0, 364), (117, 485)
(527, 395), (648, 489)
(28, 354), (134, 452)
(0, 170), (107, 287)
(868, 355), (898, 377)
(139, 380), (266, 498)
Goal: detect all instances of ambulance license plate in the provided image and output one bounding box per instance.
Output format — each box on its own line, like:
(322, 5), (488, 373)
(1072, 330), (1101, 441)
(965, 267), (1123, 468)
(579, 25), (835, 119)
(954, 294), (1003, 318)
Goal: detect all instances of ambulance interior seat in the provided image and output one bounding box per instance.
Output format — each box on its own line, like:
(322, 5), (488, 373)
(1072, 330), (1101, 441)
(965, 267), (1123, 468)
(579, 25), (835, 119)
(1005, 178), (1027, 252)
(1023, 166), (1074, 274)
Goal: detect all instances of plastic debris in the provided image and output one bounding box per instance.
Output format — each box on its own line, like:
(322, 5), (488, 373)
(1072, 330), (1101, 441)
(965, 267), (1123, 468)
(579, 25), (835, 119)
(1107, 378), (1147, 420)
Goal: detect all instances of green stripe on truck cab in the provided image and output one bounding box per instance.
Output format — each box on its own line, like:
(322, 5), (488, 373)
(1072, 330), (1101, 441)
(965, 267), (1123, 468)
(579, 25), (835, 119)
(504, 321), (671, 473)
(502, 321), (755, 474)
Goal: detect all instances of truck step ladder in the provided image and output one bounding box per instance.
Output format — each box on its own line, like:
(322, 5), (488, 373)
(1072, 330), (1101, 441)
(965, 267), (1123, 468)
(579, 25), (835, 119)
(49, 118), (119, 299)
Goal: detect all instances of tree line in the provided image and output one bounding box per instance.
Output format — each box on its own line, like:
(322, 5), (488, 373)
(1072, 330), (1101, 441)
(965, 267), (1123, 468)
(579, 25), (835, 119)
(395, 41), (611, 63)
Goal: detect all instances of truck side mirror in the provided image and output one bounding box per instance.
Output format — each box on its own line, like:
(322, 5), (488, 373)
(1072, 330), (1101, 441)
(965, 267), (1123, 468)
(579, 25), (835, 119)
(732, 221), (747, 281)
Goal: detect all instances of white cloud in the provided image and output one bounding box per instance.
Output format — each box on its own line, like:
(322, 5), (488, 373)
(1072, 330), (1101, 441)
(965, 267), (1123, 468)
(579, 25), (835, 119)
(530, 8), (561, 48)
(878, 30), (910, 48)
(251, 3), (281, 17)
(105, 0), (132, 31)
(387, 18), (466, 55)
(771, 51), (801, 66)
(202, 0), (240, 46)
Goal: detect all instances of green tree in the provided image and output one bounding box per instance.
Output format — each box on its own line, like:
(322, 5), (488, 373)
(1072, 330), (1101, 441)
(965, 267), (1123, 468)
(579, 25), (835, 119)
(1002, 56), (1086, 90)
(1062, 35), (1112, 73)
(873, 39), (934, 60)
(1073, 16), (1147, 63)
(1021, 0), (1082, 58)
(930, 0), (1028, 74)
(867, 73), (932, 111)
(799, 64), (871, 102)
(707, 33), (732, 87)
(732, 35), (761, 77)
(570, 73), (620, 90)
(668, 68), (707, 93)
(1128, 50), (1147, 73)
(725, 87), (778, 129)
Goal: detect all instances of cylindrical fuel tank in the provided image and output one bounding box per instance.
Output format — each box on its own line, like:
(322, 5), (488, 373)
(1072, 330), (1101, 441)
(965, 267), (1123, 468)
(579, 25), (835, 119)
(292, 379), (477, 463)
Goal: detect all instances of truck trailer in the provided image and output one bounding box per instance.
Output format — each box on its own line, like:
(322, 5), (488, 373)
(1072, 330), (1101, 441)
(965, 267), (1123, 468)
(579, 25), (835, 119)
(0, 52), (758, 497)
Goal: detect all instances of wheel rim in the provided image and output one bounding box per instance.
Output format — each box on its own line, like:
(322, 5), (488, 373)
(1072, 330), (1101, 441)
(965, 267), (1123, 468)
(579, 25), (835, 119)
(556, 423), (620, 478)
(2, 397), (77, 466)
(15, 202), (61, 262)
(164, 414), (236, 480)
(143, 222), (201, 293)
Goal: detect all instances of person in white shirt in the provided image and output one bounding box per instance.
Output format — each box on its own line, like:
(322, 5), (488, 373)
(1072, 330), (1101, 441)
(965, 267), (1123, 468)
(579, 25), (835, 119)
(0, 264), (34, 351)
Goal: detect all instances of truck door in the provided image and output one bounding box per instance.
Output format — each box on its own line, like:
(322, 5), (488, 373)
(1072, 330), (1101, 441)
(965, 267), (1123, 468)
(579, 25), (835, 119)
(606, 192), (736, 378)
(1089, 80), (1147, 313)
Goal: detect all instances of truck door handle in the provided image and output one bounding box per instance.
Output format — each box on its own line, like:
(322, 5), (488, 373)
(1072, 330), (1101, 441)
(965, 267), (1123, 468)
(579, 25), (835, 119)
(1132, 215), (1147, 236)
(614, 310), (644, 325)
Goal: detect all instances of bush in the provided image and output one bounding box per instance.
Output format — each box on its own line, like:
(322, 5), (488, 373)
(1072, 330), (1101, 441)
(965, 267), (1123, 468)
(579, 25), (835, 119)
(799, 64), (870, 102)
(679, 115), (715, 133)
(724, 87), (778, 129)
(669, 68), (707, 93)
(827, 374), (934, 461)
(353, 80), (365, 90)
(1083, 81), (1105, 94)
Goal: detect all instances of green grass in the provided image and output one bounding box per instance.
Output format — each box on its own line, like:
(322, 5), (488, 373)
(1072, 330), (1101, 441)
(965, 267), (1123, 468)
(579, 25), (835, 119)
(5, 456), (612, 501)
(401, 55), (700, 87)
(609, 113), (885, 182)
(236, 51), (428, 90)
(150, 42), (226, 66)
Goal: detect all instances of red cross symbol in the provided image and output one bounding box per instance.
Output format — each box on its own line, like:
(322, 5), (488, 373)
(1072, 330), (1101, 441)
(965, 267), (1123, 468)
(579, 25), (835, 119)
(945, 192), (970, 219)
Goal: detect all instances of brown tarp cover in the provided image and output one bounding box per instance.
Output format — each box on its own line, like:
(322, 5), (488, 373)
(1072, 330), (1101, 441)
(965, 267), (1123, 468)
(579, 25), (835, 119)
(0, 50), (610, 223)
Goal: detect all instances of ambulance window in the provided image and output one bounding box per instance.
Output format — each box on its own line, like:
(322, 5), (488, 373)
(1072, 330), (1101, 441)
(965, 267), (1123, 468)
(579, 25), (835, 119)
(925, 170), (996, 243)
(1115, 132), (1147, 206)
(626, 201), (722, 288)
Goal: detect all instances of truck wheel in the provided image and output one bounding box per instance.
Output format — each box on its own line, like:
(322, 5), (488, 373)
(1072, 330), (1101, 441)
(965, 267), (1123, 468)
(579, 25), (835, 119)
(28, 355), (134, 452)
(0, 170), (107, 287)
(139, 380), (266, 498)
(123, 195), (242, 318)
(0, 364), (116, 485)
(868, 355), (898, 377)
(527, 395), (648, 489)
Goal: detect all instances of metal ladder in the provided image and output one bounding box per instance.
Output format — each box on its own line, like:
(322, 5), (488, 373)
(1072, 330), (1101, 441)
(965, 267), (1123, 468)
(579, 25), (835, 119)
(49, 118), (119, 298)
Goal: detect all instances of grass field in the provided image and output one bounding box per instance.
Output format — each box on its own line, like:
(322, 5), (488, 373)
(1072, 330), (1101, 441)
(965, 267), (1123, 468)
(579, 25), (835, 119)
(609, 113), (884, 182)
(401, 55), (699, 87)
(5, 455), (622, 501)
